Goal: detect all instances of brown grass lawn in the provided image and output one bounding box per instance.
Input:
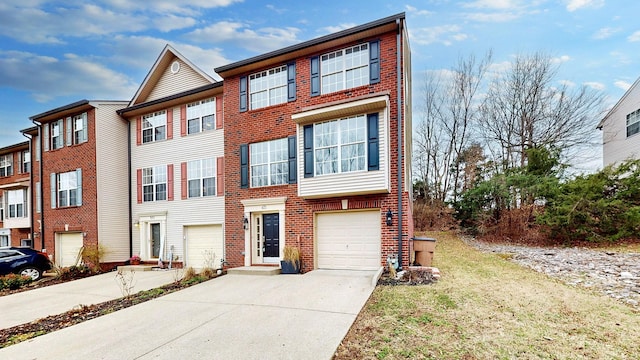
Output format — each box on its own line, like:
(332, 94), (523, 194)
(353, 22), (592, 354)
(334, 231), (640, 360)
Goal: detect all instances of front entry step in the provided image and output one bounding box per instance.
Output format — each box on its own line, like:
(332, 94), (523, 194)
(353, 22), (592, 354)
(227, 266), (281, 276)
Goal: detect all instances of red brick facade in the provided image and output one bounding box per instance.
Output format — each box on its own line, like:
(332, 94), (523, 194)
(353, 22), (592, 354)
(219, 15), (413, 271)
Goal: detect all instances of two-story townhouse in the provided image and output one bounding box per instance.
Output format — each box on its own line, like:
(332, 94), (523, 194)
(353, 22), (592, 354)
(598, 76), (640, 166)
(216, 13), (413, 272)
(29, 99), (129, 268)
(117, 45), (225, 270)
(0, 141), (32, 247)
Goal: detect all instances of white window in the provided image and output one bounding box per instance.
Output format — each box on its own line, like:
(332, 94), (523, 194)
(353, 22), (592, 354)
(21, 150), (30, 174)
(321, 44), (369, 94)
(250, 138), (288, 187)
(187, 98), (215, 134)
(187, 159), (216, 198)
(73, 113), (87, 144)
(36, 182), (41, 213)
(314, 115), (366, 175)
(143, 166), (167, 202)
(0, 154), (12, 177)
(21, 239), (32, 247)
(58, 171), (79, 207)
(249, 65), (288, 110)
(0, 195), (3, 221)
(626, 109), (640, 137)
(51, 120), (63, 150)
(0, 235), (8, 247)
(142, 111), (166, 143)
(7, 190), (26, 218)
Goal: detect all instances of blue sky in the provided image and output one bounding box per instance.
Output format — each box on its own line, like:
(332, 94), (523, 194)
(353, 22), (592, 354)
(0, 0), (638, 169)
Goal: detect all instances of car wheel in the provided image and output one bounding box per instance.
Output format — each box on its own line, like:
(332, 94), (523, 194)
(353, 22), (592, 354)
(19, 266), (42, 281)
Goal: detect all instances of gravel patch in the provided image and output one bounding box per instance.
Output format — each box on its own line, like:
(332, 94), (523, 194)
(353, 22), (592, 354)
(463, 237), (640, 310)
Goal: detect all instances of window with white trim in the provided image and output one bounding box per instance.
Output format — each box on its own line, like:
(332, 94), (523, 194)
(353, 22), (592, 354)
(58, 171), (80, 207)
(142, 111), (166, 143)
(143, 166), (167, 202)
(321, 44), (369, 94)
(21, 150), (30, 174)
(73, 113), (87, 144)
(0, 154), (12, 177)
(250, 138), (288, 187)
(627, 109), (640, 137)
(187, 98), (215, 134)
(314, 115), (366, 175)
(7, 189), (27, 218)
(0, 235), (8, 247)
(249, 65), (287, 110)
(0, 195), (4, 221)
(51, 120), (63, 150)
(187, 159), (216, 197)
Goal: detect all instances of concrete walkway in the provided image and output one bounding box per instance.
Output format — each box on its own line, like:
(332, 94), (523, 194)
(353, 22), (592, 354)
(0, 269), (179, 329)
(0, 270), (378, 360)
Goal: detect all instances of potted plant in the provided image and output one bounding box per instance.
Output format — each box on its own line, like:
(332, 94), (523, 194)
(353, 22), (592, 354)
(129, 255), (141, 265)
(280, 245), (301, 274)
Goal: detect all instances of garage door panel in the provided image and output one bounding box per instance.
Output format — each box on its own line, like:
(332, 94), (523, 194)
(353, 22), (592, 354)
(317, 211), (381, 270)
(186, 225), (223, 270)
(57, 233), (83, 268)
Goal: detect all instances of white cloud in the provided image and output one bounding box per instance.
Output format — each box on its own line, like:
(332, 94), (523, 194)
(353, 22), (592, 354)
(565, 0), (604, 12)
(410, 25), (468, 46)
(593, 27), (621, 40)
(551, 55), (571, 63)
(188, 21), (300, 53)
(614, 80), (632, 91)
(405, 5), (432, 16)
(627, 31), (640, 42)
(319, 24), (357, 35)
(0, 50), (138, 102)
(559, 80), (576, 87)
(584, 81), (605, 90)
(462, 0), (519, 10)
(100, 0), (243, 16)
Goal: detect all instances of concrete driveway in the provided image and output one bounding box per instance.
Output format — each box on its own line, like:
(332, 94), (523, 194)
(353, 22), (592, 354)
(0, 270), (378, 359)
(0, 269), (179, 329)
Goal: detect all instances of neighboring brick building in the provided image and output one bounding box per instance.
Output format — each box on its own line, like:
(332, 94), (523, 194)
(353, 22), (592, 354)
(215, 13), (413, 271)
(29, 100), (129, 268)
(0, 141), (32, 247)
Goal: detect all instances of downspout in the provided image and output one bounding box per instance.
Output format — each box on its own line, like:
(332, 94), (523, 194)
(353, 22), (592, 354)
(127, 122), (133, 258)
(396, 18), (404, 270)
(21, 131), (34, 245)
(31, 120), (45, 251)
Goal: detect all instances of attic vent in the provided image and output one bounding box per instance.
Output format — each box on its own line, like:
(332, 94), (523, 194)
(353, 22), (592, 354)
(170, 61), (180, 74)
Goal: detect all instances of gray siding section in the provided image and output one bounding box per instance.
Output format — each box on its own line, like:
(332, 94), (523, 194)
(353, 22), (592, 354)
(94, 102), (130, 262)
(147, 58), (211, 102)
(298, 109), (390, 198)
(129, 101), (225, 262)
(602, 83), (640, 166)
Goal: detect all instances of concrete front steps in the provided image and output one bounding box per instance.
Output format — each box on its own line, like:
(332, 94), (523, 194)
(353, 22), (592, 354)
(226, 266), (281, 276)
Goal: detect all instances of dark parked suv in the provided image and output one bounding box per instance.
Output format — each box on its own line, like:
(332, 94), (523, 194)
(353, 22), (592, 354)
(0, 247), (52, 281)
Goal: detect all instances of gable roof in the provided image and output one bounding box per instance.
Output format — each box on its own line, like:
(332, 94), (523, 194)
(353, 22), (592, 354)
(598, 75), (640, 129)
(128, 44), (216, 107)
(215, 12), (405, 78)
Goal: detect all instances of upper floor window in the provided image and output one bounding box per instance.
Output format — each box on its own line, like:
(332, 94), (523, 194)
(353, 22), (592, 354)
(0, 154), (12, 177)
(250, 65), (288, 110)
(51, 120), (63, 150)
(314, 115), (366, 175)
(250, 138), (288, 187)
(187, 158), (216, 197)
(7, 189), (27, 218)
(57, 171), (80, 207)
(627, 109), (640, 137)
(72, 113), (88, 145)
(21, 150), (30, 174)
(187, 99), (215, 134)
(143, 166), (167, 202)
(0, 235), (7, 247)
(0, 195), (3, 221)
(142, 111), (166, 143)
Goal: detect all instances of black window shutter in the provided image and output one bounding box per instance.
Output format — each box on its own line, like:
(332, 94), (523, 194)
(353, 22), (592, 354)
(240, 144), (249, 188)
(287, 62), (296, 101)
(288, 136), (297, 183)
(369, 40), (380, 84)
(303, 125), (314, 178)
(310, 56), (320, 96)
(367, 113), (379, 171)
(239, 76), (248, 112)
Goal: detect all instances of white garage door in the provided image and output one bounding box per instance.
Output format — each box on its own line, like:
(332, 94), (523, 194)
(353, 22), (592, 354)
(185, 225), (223, 270)
(316, 210), (381, 270)
(56, 232), (83, 267)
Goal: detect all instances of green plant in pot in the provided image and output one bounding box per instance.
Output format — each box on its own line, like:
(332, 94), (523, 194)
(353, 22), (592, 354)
(281, 245), (301, 274)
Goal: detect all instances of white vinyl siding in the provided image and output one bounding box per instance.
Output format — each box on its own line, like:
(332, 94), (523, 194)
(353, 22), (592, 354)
(146, 58), (211, 102)
(602, 81), (640, 166)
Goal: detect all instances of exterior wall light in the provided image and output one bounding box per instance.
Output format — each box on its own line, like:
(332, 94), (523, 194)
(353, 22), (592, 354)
(243, 216), (249, 230)
(386, 208), (393, 226)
